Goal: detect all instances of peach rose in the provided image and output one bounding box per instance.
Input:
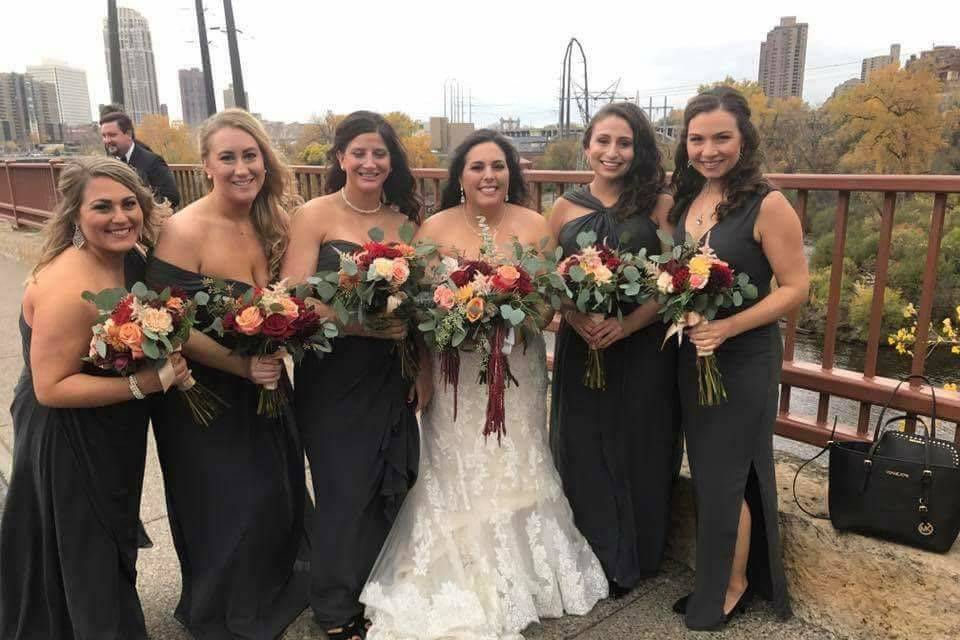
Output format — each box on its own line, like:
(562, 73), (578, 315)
(433, 285), (456, 311)
(465, 297), (485, 323)
(391, 259), (410, 285)
(140, 307), (174, 335)
(165, 297), (185, 313)
(372, 257), (395, 279)
(235, 306), (264, 335)
(117, 322), (144, 351)
(433, 286), (456, 310)
(279, 297), (300, 319)
(689, 273), (709, 290)
(495, 265), (520, 288)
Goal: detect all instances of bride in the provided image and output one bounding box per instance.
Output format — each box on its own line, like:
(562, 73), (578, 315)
(360, 130), (608, 639)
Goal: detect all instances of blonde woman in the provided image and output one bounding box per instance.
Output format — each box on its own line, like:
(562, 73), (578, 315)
(145, 109), (309, 637)
(0, 157), (190, 638)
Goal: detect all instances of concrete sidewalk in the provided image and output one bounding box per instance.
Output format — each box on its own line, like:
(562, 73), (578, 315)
(0, 233), (840, 639)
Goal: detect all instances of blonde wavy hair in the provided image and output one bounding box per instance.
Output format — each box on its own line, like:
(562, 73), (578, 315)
(32, 156), (167, 278)
(198, 109), (300, 277)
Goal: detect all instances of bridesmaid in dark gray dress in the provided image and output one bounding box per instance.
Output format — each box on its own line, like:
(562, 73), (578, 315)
(0, 158), (190, 638)
(548, 103), (680, 598)
(281, 112), (424, 640)
(668, 88), (808, 630)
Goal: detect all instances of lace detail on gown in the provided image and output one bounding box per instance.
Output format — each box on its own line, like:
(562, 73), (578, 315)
(361, 337), (608, 640)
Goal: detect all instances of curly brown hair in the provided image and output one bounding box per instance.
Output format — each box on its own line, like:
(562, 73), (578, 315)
(582, 102), (665, 220)
(669, 87), (771, 224)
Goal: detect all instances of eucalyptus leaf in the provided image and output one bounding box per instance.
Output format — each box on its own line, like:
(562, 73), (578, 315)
(342, 261), (358, 277)
(142, 340), (160, 360)
(743, 283), (758, 299)
(368, 227), (385, 242)
(131, 282), (149, 299)
(569, 265), (586, 283)
(656, 230), (675, 248)
(334, 300), (349, 326)
(732, 291), (743, 306)
(623, 265), (640, 282)
(314, 281), (336, 301)
(576, 230), (597, 248)
(194, 290), (210, 305)
(418, 319), (437, 331)
(398, 222), (415, 244)
(95, 340), (107, 358)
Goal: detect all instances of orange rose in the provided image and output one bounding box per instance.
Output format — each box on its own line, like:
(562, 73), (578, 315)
(495, 265), (520, 287)
(465, 297), (485, 323)
(279, 297), (300, 319)
(235, 306), (264, 335)
(117, 322), (144, 351)
(165, 297), (185, 313)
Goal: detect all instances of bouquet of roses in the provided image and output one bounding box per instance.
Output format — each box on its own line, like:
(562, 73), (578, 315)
(648, 231), (758, 405)
(542, 230), (652, 390)
(203, 278), (339, 417)
(83, 282), (226, 426)
(418, 218), (547, 442)
(308, 223), (436, 380)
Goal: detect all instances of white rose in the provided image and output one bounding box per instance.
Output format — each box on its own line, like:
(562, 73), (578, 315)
(140, 307), (174, 335)
(656, 271), (675, 294)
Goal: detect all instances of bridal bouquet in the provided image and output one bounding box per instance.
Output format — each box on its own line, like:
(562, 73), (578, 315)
(308, 223), (436, 379)
(83, 282), (226, 425)
(649, 232), (758, 405)
(203, 279), (338, 417)
(418, 218), (547, 442)
(542, 230), (652, 390)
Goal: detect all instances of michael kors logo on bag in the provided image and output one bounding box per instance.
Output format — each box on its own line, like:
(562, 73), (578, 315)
(918, 522), (935, 536)
(884, 470), (910, 479)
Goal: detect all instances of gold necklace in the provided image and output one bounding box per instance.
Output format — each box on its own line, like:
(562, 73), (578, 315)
(340, 187), (382, 215)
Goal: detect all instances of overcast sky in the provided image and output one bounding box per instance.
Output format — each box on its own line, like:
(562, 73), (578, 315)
(2, 0), (958, 126)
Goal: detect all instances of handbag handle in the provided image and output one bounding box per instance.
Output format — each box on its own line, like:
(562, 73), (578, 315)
(792, 417), (837, 521)
(873, 375), (937, 441)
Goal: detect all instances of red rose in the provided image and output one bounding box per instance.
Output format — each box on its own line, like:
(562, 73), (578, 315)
(291, 309), (319, 334)
(222, 311), (236, 331)
(450, 269), (472, 287)
(663, 259), (681, 276)
(707, 263), (734, 291)
(671, 266), (690, 292)
(167, 285), (188, 300)
(262, 312), (292, 338)
(598, 245), (621, 269)
(111, 296), (134, 324)
(516, 270), (534, 295)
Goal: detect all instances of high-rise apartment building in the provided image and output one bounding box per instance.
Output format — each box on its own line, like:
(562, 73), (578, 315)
(758, 17), (809, 98)
(223, 83), (249, 111)
(102, 7), (161, 123)
(25, 59), (93, 126)
(179, 68), (209, 127)
(861, 44), (901, 82)
(0, 73), (63, 145)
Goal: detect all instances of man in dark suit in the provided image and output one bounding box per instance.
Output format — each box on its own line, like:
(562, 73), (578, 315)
(100, 111), (181, 209)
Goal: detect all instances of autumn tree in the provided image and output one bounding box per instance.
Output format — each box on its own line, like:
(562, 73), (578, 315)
(136, 115), (199, 163)
(401, 133), (439, 168)
(538, 138), (581, 170)
(827, 66), (944, 173)
(384, 112), (422, 139)
(294, 110), (345, 162)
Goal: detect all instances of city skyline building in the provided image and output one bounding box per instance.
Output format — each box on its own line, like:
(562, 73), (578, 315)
(25, 59), (92, 126)
(223, 83), (249, 111)
(178, 67), (208, 128)
(0, 72), (63, 146)
(102, 7), (161, 123)
(758, 16), (809, 98)
(861, 44), (901, 82)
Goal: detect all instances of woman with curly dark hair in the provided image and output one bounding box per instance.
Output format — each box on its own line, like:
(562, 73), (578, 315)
(669, 87), (808, 630)
(547, 102), (680, 598)
(281, 110), (425, 640)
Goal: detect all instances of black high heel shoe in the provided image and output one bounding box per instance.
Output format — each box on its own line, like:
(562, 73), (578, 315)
(672, 588), (753, 624)
(608, 580), (633, 600)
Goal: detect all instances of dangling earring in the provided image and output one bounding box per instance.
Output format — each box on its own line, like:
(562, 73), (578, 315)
(459, 186), (465, 204)
(72, 223), (85, 249)
(737, 148), (743, 163)
(686, 159), (693, 169)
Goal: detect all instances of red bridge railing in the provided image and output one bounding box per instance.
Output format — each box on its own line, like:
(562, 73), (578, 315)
(3, 159), (958, 446)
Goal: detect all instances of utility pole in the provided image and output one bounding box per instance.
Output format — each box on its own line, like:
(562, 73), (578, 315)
(222, 0), (247, 110)
(107, 0), (124, 107)
(195, 0), (217, 116)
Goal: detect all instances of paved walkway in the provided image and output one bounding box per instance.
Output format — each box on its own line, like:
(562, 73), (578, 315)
(0, 240), (841, 639)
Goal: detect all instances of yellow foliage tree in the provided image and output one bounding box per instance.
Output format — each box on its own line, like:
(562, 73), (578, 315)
(401, 133), (438, 168)
(136, 115), (199, 163)
(384, 112), (422, 139)
(827, 66), (944, 173)
(294, 110), (345, 161)
(538, 138), (581, 170)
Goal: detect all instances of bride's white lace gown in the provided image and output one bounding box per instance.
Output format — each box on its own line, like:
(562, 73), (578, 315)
(360, 336), (608, 639)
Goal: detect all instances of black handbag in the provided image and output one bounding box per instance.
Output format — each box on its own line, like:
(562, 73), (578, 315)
(793, 375), (960, 553)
